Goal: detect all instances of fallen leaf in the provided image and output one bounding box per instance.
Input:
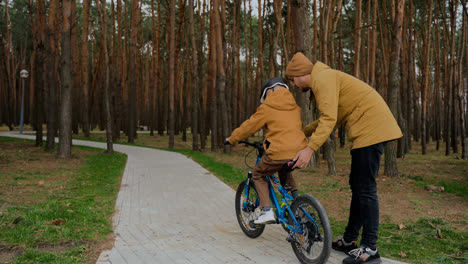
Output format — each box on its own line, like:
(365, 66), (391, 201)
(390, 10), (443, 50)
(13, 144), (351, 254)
(398, 224), (406, 230)
(50, 218), (65, 225)
(38, 180), (44, 186)
(399, 252), (407, 258)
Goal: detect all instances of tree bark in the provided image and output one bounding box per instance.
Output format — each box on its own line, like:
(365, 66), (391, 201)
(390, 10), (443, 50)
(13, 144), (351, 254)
(97, 0), (113, 153)
(188, 0), (200, 151)
(45, 0), (60, 151)
(420, 0), (433, 155)
(213, 0), (230, 154)
(458, 12), (466, 159)
(81, 0), (91, 137)
(384, 0), (405, 177)
(353, 0), (362, 78)
(128, 0), (140, 143)
(168, 0), (176, 148)
(449, 1), (459, 154)
(57, 0), (73, 158)
(71, 0), (80, 135)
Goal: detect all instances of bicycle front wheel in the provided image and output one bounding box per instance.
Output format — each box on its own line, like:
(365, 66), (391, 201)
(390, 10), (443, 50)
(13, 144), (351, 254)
(235, 179), (265, 238)
(289, 194), (332, 264)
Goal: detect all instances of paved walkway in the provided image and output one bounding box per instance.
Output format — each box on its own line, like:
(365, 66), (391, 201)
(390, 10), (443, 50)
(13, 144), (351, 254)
(1, 132), (405, 264)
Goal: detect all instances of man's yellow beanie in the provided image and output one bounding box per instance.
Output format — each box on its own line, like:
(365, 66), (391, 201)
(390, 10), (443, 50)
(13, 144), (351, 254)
(285, 52), (313, 77)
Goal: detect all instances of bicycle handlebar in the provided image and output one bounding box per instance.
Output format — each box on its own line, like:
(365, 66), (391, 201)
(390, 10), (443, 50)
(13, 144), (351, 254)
(239, 140), (263, 149)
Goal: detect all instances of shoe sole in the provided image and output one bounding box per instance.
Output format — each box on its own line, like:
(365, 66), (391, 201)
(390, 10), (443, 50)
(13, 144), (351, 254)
(254, 219), (276, 225)
(342, 258), (381, 264)
(332, 247), (358, 256)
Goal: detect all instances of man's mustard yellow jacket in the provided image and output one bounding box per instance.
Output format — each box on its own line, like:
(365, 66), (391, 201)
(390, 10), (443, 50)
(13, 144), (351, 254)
(227, 88), (308, 160)
(304, 62), (402, 151)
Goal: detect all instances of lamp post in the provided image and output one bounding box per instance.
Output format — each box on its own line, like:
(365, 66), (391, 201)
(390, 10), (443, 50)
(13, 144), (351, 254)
(19, 69), (29, 134)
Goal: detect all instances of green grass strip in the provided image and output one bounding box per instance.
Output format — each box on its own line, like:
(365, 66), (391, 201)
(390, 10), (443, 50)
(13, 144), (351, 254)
(0, 137), (127, 263)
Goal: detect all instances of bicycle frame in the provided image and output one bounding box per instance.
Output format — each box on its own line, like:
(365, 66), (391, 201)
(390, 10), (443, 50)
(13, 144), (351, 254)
(236, 140), (331, 263)
(242, 154), (303, 233)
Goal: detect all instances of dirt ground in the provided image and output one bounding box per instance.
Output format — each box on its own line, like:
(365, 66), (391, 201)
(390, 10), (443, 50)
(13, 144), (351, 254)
(222, 141), (468, 232)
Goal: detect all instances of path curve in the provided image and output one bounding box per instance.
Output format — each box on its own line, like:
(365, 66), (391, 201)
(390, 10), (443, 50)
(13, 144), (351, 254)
(1, 132), (405, 264)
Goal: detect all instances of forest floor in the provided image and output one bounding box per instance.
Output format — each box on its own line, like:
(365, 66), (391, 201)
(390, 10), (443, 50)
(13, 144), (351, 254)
(1, 127), (467, 263)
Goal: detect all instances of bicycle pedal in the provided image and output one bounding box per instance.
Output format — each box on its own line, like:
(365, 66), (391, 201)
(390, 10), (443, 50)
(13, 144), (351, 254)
(249, 220), (263, 229)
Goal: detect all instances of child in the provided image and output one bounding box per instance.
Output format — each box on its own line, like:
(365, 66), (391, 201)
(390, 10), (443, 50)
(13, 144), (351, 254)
(225, 77), (308, 224)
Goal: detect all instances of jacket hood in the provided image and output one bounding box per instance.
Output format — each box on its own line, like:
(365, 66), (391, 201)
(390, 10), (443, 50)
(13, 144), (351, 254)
(263, 88), (297, 111)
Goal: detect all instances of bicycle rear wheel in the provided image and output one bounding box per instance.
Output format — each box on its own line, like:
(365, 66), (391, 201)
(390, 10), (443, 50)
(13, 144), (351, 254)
(235, 179), (265, 238)
(289, 194), (331, 264)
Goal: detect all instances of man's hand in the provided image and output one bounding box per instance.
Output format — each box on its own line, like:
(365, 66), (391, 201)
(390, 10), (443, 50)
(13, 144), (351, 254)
(292, 146), (315, 169)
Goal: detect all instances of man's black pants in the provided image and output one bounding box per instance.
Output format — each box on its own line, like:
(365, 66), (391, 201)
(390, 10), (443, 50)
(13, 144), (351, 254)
(343, 142), (385, 250)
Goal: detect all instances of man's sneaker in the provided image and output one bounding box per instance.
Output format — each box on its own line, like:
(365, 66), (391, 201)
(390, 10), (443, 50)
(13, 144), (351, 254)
(254, 209), (276, 224)
(332, 237), (358, 255)
(342, 247), (382, 264)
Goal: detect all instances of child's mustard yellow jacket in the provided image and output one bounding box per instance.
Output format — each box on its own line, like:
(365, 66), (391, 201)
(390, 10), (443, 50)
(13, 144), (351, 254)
(227, 88), (308, 160)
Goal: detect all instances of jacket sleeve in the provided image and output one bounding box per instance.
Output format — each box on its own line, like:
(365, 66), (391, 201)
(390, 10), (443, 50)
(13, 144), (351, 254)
(228, 106), (267, 145)
(308, 71), (338, 151)
(304, 120), (319, 137)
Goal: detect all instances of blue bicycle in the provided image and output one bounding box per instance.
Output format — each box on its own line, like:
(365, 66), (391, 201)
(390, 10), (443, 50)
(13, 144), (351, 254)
(234, 141), (332, 264)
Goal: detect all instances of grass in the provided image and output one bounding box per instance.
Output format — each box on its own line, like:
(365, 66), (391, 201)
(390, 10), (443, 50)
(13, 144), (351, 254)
(0, 137), (127, 263)
(378, 218), (468, 263)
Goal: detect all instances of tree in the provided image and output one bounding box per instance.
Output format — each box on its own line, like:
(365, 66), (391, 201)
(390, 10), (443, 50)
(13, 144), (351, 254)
(57, 0), (73, 158)
(31, 0), (46, 147)
(128, 0), (140, 143)
(168, 0), (175, 148)
(420, 0), (433, 154)
(81, 0), (91, 137)
(97, 0), (113, 153)
(213, 0), (230, 154)
(188, 0), (199, 151)
(45, 0), (60, 151)
(384, 0), (405, 177)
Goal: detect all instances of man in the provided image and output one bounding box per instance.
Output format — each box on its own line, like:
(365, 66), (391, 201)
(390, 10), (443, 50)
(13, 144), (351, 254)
(287, 52), (402, 264)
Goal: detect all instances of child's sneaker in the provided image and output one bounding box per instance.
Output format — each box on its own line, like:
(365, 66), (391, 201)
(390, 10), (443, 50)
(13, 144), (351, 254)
(254, 209), (275, 224)
(342, 247), (382, 264)
(332, 237), (358, 254)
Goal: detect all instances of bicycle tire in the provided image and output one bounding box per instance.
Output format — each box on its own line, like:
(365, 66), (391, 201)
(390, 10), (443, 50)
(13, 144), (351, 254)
(289, 194), (332, 264)
(235, 179), (265, 238)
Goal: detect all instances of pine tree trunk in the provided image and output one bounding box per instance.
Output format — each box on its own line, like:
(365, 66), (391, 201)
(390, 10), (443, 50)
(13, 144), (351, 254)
(458, 13), (466, 159)
(420, 0), (433, 155)
(57, 0), (73, 159)
(98, 0), (113, 153)
(167, 0), (175, 148)
(128, 0), (140, 143)
(213, 0), (230, 154)
(384, 0), (405, 178)
(81, 0), (91, 137)
(188, 0), (199, 151)
(353, 0), (362, 78)
(33, 0), (46, 146)
(45, 0), (60, 151)
(450, 1), (459, 154)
